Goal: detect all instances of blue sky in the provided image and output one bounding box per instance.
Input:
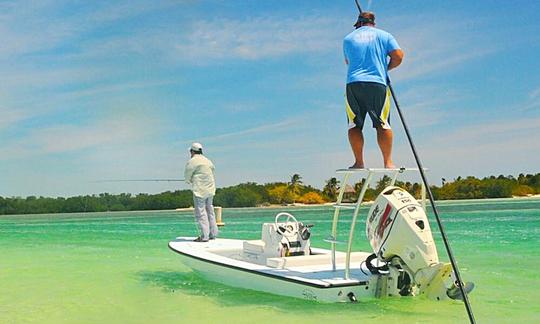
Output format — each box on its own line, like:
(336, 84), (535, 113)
(1, 0), (539, 197)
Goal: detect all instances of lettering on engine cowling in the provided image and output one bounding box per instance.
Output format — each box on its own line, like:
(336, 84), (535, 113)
(375, 204), (393, 240)
(369, 205), (380, 223)
(367, 204), (382, 241)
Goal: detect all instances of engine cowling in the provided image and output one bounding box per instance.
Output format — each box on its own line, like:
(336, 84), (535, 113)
(366, 186), (472, 300)
(367, 186), (439, 270)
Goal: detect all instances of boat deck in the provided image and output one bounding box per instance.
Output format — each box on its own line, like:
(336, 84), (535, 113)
(169, 237), (373, 288)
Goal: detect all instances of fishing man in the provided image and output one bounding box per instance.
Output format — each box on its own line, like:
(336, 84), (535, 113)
(184, 142), (218, 242)
(343, 11), (404, 169)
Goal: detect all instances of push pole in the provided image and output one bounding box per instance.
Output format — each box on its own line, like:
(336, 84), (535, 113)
(352, 0), (476, 322)
(388, 80), (476, 324)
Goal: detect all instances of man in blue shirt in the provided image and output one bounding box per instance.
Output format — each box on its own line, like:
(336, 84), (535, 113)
(343, 11), (404, 169)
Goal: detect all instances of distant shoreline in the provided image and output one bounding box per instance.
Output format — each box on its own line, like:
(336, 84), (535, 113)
(179, 194), (540, 210)
(3, 173), (539, 216)
(3, 195), (540, 217)
(512, 194), (540, 199)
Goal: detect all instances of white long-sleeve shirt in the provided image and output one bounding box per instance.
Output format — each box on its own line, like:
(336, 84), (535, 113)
(184, 154), (216, 198)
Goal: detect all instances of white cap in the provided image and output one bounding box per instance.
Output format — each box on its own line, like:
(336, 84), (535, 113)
(190, 142), (203, 152)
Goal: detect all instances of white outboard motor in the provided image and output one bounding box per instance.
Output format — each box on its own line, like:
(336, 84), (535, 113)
(367, 186), (438, 269)
(366, 186), (473, 300)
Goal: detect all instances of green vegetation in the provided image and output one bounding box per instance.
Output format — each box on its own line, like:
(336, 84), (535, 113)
(1, 173), (539, 215)
(432, 173), (540, 200)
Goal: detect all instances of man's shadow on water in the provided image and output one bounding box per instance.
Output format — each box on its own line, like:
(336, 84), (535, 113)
(136, 270), (416, 316)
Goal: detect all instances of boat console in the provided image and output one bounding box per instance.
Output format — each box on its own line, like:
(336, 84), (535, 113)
(243, 212), (312, 265)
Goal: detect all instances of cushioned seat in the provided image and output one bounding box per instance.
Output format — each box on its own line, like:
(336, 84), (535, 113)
(243, 240), (265, 254)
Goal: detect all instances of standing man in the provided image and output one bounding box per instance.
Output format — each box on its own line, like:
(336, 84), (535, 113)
(184, 142), (218, 242)
(343, 11), (404, 169)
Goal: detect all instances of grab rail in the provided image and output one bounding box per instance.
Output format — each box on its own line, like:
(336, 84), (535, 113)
(328, 167), (427, 279)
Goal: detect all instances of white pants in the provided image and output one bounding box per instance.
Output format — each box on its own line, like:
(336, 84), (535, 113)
(193, 195), (218, 240)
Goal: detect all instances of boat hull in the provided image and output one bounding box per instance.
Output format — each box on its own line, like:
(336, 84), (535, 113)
(169, 238), (375, 302)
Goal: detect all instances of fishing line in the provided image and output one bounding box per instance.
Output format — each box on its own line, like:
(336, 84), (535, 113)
(93, 179), (185, 183)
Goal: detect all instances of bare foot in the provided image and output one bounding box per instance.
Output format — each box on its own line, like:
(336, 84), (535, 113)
(349, 163), (365, 169)
(384, 162), (396, 169)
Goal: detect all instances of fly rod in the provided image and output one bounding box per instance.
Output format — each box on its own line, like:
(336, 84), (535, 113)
(93, 179), (185, 183)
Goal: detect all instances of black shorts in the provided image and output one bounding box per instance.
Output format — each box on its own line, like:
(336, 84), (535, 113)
(345, 81), (391, 130)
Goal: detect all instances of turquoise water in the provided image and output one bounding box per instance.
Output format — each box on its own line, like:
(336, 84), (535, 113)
(1, 199), (539, 323)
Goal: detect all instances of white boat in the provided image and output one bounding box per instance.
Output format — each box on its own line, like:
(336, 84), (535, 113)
(169, 168), (473, 302)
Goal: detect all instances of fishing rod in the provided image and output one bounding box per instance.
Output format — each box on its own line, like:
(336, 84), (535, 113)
(352, 1), (476, 323)
(95, 179), (184, 182)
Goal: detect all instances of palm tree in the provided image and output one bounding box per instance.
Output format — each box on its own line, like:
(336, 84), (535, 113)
(290, 174), (303, 186)
(323, 177), (340, 201)
(375, 175), (392, 193)
(289, 174), (303, 203)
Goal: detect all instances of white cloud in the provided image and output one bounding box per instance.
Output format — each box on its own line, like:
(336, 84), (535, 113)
(2, 66), (112, 95)
(184, 118), (301, 147)
(390, 19), (497, 82)
(430, 117), (540, 146)
(0, 106), (28, 130)
(173, 15), (343, 62)
(190, 13), (501, 84)
(0, 1), (183, 59)
(0, 112), (163, 160)
(0, 1), (80, 59)
(82, 1), (181, 24)
(0, 71), (177, 134)
(36, 121), (140, 154)
(54, 79), (178, 102)
(389, 84), (468, 128)
(219, 101), (262, 113)
(411, 115), (540, 179)
(530, 87), (540, 99)
(524, 86), (540, 111)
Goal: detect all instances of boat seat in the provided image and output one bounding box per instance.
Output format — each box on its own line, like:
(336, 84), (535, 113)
(266, 251), (370, 269)
(243, 240), (265, 254)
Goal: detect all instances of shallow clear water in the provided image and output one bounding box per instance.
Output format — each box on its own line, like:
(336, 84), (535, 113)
(1, 198), (539, 323)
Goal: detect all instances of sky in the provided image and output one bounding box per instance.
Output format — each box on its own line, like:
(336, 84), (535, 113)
(1, 0), (540, 197)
